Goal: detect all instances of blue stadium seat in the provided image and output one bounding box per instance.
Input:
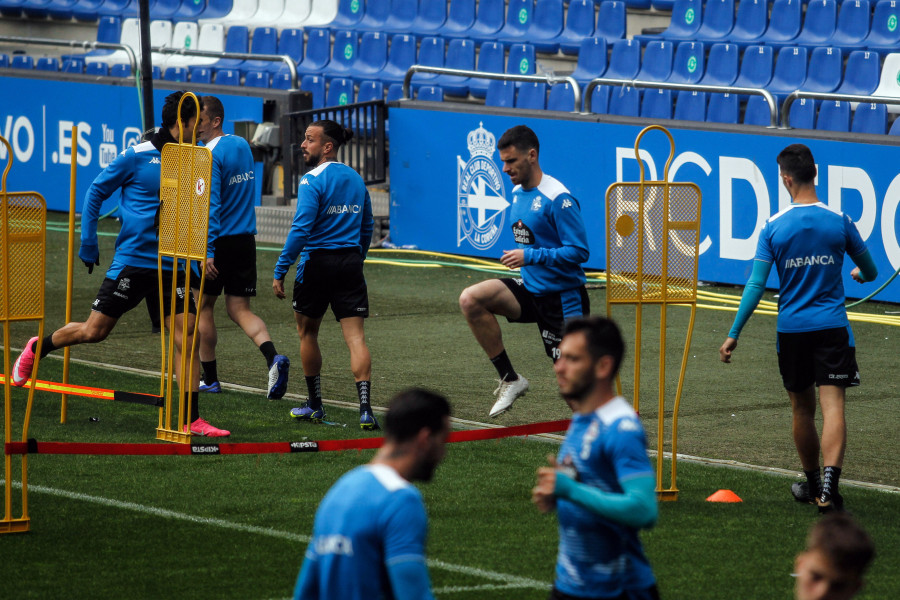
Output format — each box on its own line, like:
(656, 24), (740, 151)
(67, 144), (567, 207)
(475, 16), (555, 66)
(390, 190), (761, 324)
(608, 86), (640, 116)
(706, 93), (739, 123)
(625, 0), (650, 10)
(61, 57), (84, 73)
(674, 90), (707, 121)
(171, 0), (217, 22)
(700, 43), (738, 85)
(852, 103), (888, 134)
(436, 38), (476, 97)
(733, 45), (773, 89)
(694, 0), (735, 43)
(357, 0), (390, 31)
(816, 100), (850, 132)
(588, 84), (610, 114)
(498, 0), (534, 44)
(63, 16), (121, 62)
(605, 39), (641, 79)
(837, 51), (880, 95)
(301, 74), (326, 109)
(485, 80), (516, 107)
(324, 31), (358, 79)
(507, 43), (536, 82)
(384, 0), (418, 34)
(766, 46), (808, 103)
(529, 0), (565, 54)
(595, 0), (626, 44)
(211, 25), (249, 72)
(743, 95), (776, 126)
(96, 0), (133, 17)
(437, 0), (475, 38)
(21, 0), (53, 19)
(468, 41), (505, 99)
(466, 0), (505, 42)
(827, 0), (871, 50)
(326, 77), (355, 106)
(215, 69), (241, 86)
(272, 71), (294, 89)
(297, 28), (331, 76)
(351, 32), (388, 82)
(70, 0), (105, 20)
(651, 0), (676, 9)
(245, 70), (270, 88)
(410, 36), (444, 90)
(330, 0), (365, 30)
(641, 88), (674, 119)
(516, 82), (547, 109)
(412, 0), (447, 35)
(770, 0), (837, 49)
(358, 79), (385, 102)
(725, 0), (767, 47)
(570, 37), (607, 86)
(636, 40), (674, 82)
(240, 27), (278, 75)
(637, 0), (702, 42)
(758, 0), (802, 46)
(86, 61), (109, 76)
(0, 54), (7, 68)
(788, 98), (815, 129)
(0, 0), (25, 17)
(387, 82), (405, 102)
(163, 66), (188, 81)
(557, 0), (595, 55)
(45, 0), (80, 20)
(189, 66), (212, 83)
(379, 33), (417, 84)
(547, 82), (578, 111)
(271, 29), (303, 80)
(150, 0), (180, 20)
(668, 41), (705, 85)
(802, 47), (842, 94)
(865, 0), (900, 53)
(36, 57), (59, 71)
(11, 55), (34, 69)
(889, 116), (900, 135)
(417, 85), (444, 102)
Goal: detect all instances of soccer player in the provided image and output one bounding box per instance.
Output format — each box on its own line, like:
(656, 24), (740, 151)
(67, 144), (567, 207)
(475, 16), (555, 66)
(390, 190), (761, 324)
(794, 513), (874, 600)
(459, 125), (590, 418)
(11, 91), (229, 437)
(272, 120), (376, 429)
(532, 316), (659, 600)
(192, 96), (289, 399)
(719, 144), (877, 513)
(293, 388), (451, 600)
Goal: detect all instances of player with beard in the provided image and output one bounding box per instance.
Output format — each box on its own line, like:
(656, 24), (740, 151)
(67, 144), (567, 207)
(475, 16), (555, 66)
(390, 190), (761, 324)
(532, 316), (659, 600)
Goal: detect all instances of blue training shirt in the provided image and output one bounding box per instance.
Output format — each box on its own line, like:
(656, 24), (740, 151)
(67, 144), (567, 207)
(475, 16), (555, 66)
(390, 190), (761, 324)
(755, 202), (867, 333)
(294, 464), (432, 600)
(509, 174), (589, 295)
(555, 397), (657, 598)
(274, 161), (374, 281)
(81, 140), (166, 278)
(206, 134), (258, 256)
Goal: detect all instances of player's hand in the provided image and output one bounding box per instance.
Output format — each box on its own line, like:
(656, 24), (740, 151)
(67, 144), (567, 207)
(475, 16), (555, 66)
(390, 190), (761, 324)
(532, 455), (558, 513)
(205, 258), (219, 280)
(851, 267), (864, 283)
(273, 278), (285, 299)
(500, 249), (525, 269)
(719, 337), (737, 363)
(78, 242), (100, 274)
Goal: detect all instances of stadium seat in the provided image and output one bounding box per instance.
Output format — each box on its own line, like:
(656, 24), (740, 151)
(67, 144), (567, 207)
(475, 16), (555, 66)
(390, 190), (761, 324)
(61, 57), (84, 73)
(44, 0), (80, 20)
(699, 43), (738, 85)
(872, 53), (900, 113)
(358, 79), (385, 102)
(296, 28), (331, 75)
(215, 68), (241, 85)
(890, 117), (900, 134)
(189, 66), (212, 83)
(324, 30), (358, 79)
(636, 0), (702, 42)
(766, 46), (808, 103)
(239, 27), (278, 75)
(11, 55), (34, 69)
(651, 0), (675, 9)
(802, 47), (842, 94)
(836, 50), (880, 96)
(163, 66), (188, 81)
(350, 32), (388, 82)
(150, 0), (180, 20)
(498, 0), (534, 44)
(387, 82), (405, 102)
(743, 95), (776, 126)
(80, 17), (137, 65)
(244, 0), (288, 29)
(468, 41), (505, 99)
(816, 100), (850, 131)
(547, 81), (578, 112)
(706, 93), (739, 123)
(507, 43), (537, 83)
(96, 0), (135, 17)
(70, 0), (105, 20)
(693, 0), (735, 43)
(733, 45), (773, 89)
(437, 0), (475, 38)
(147, 20), (175, 66)
(409, 36), (444, 90)
(516, 81), (547, 109)
(608, 86), (640, 116)
(326, 77), (355, 106)
(109, 63), (158, 77)
(557, 0), (596, 55)
(668, 41), (705, 85)
(384, 0), (418, 34)
(865, 0), (900, 53)
(20, 0), (53, 19)
(302, 0), (338, 26)
(356, 0), (390, 31)
(785, 98), (814, 129)
(588, 84), (610, 114)
(67, 16), (121, 61)
(416, 85), (444, 102)
(411, 0), (447, 35)
(270, 28), (304, 78)
(204, 0), (257, 25)
(159, 21), (198, 68)
(272, 70), (294, 89)
(245, 70), (270, 87)
(827, 0), (871, 50)
(274, 0), (311, 27)
(851, 103), (888, 134)
(330, 0), (365, 29)
(0, 54), (7, 68)
(674, 90), (707, 121)
(354, 81), (385, 134)
(467, 0), (505, 42)
(165, 23), (223, 68)
(36, 57), (59, 71)
(641, 88), (674, 119)
(636, 40), (674, 82)
(595, 0), (626, 44)
(435, 38), (475, 97)
(301, 74), (326, 109)
(725, 0), (767, 47)
(529, 0), (565, 54)
(758, 0), (802, 46)
(485, 79), (516, 107)
(605, 39), (641, 80)
(208, 25), (249, 72)
(625, 0), (650, 10)
(172, 0), (226, 22)
(378, 33), (417, 84)
(569, 37), (607, 87)
(770, 0), (837, 49)
(85, 61), (109, 76)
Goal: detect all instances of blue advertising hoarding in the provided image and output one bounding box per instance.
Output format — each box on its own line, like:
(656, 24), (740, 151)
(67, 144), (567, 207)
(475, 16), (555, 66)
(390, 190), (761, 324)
(0, 76), (264, 213)
(389, 108), (900, 303)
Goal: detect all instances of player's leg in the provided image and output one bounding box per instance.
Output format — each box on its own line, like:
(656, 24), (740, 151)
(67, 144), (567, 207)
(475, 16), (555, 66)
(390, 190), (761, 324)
(817, 384), (847, 511)
(194, 292), (221, 392)
(339, 316), (377, 430)
(789, 386), (821, 472)
(780, 331), (822, 504)
(459, 278), (523, 359)
(224, 294), (289, 398)
(290, 312), (325, 421)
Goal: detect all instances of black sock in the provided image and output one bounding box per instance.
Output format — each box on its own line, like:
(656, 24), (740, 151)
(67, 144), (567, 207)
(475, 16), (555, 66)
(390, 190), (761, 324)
(259, 341), (277, 368)
(804, 468), (822, 498)
(822, 466), (842, 500)
(489, 350), (518, 382)
(36, 335), (58, 358)
(357, 380), (371, 414)
(189, 391), (200, 423)
(306, 375), (322, 410)
(201, 360), (218, 384)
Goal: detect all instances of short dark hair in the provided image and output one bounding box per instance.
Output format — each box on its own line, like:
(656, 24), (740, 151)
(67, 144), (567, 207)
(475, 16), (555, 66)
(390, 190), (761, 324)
(497, 125), (540, 157)
(200, 95), (224, 123)
(777, 143), (817, 185)
(383, 388), (451, 444)
(312, 119), (354, 150)
(161, 91), (198, 130)
(806, 513), (874, 578)
(562, 316), (625, 378)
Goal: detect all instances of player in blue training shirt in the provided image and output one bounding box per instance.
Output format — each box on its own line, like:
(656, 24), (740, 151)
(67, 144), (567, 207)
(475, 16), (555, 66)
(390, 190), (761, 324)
(11, 91), (229, 437)
(533, 317), (659, 600)
(294, 388), (451, 600)
(272, 120), (377, 430)
(192, 96), (290, 400)
(719, 144), (878, 514)
(460, 125), (590, 418)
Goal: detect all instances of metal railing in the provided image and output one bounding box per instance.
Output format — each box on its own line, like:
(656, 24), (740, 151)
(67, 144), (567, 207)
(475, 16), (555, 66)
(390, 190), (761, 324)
(584, 78), (780, 128)
(150, 47), (298, 90)
(0, 35), (138, 75)
(401, 65), (582, 113)
(781, 91), (900, 129)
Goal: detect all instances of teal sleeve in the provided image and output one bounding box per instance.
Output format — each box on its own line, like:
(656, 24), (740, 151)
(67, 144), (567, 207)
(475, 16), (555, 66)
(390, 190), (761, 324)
(554, 472), (658, 529)
(728, 259), (772, 340)
(850, 248), (878, 283)
(387, 559), (435, 600)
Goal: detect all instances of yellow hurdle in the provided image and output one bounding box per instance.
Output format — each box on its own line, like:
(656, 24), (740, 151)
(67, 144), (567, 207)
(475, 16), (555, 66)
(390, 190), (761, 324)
(1, 134), (47, 534)
(156, 93), (212, 443)
(605, 126), (702, 501)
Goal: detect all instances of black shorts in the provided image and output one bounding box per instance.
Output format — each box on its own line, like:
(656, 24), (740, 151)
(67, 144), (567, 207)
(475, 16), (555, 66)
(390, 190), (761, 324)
(777, 327), (860, 392)
(292, 248), (368, 321)
(501, 278), (590, 360)
(195, 234), (258, 297)
(93, 266), (196, 319)
(549, 585), (660, 600)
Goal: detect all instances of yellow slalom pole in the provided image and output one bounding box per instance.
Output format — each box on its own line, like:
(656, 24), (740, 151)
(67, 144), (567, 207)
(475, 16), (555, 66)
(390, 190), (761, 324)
(61, 125), (78, 424)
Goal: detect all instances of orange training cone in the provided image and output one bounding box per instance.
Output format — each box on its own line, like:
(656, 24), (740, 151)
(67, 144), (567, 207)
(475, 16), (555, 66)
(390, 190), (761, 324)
(706, 489), (743, 503)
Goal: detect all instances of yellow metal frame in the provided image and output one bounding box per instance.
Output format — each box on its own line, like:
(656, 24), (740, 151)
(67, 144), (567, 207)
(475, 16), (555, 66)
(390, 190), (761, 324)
(60, 125), (78, 424)
(1, 134), (47, 534)
(605, 125), (702, 501)
(155, 93), (212, 443)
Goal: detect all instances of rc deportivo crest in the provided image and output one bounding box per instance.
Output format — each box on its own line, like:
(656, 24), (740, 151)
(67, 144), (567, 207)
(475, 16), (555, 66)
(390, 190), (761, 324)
(457, 122), (509, 250)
